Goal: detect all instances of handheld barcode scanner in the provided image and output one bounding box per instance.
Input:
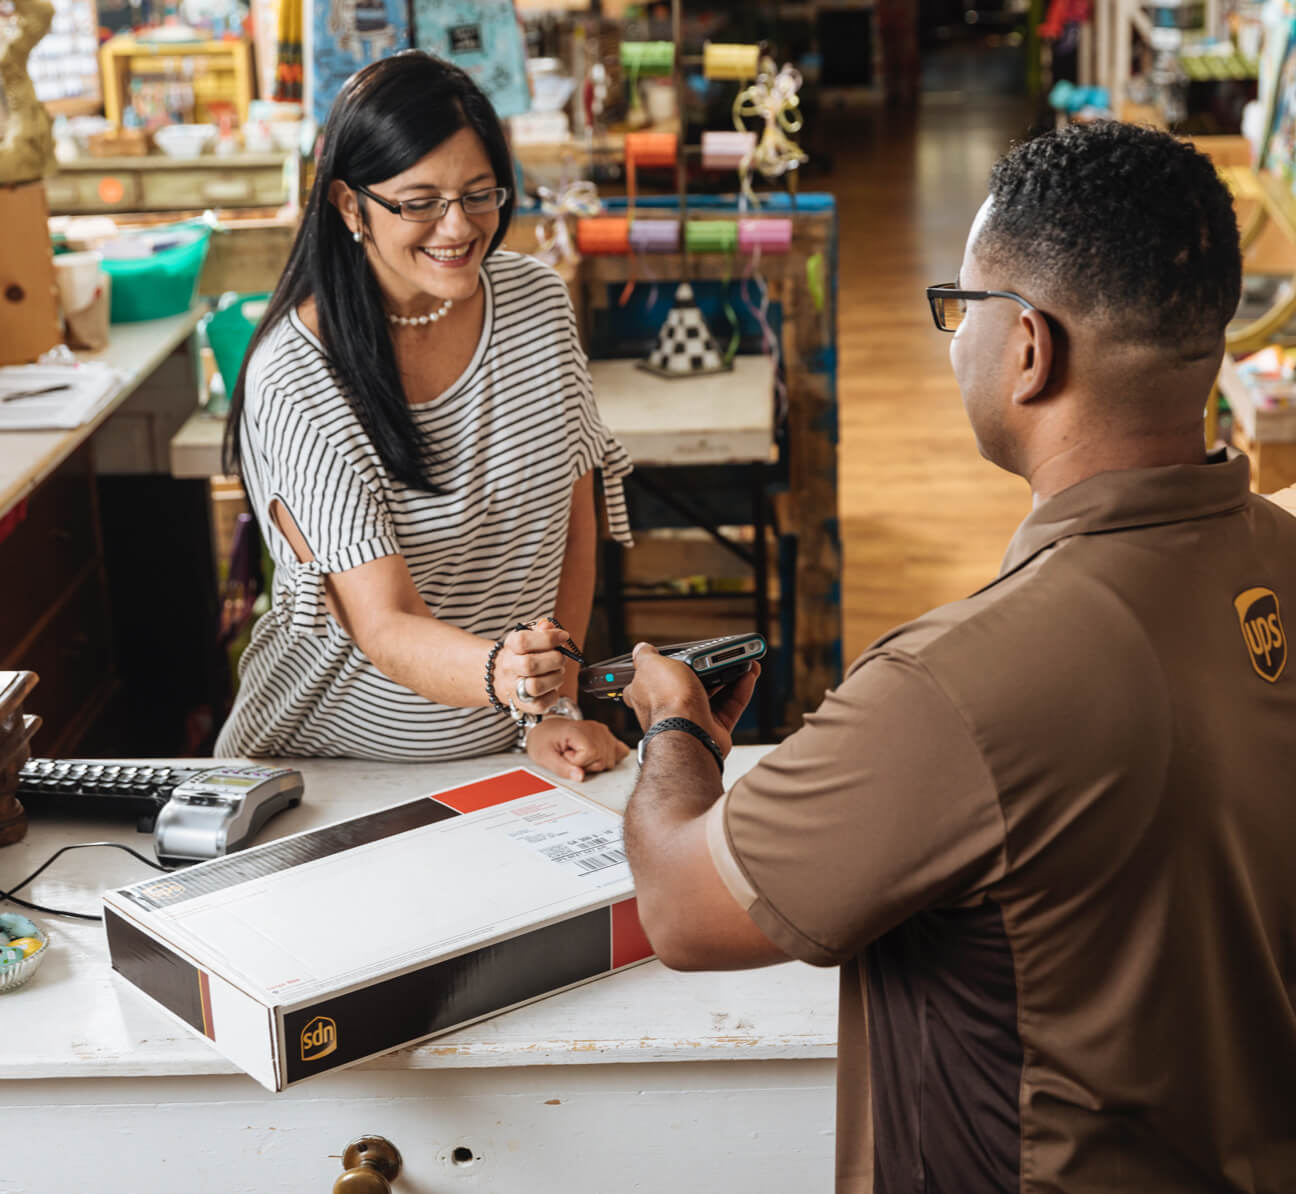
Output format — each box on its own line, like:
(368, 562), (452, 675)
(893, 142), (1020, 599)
(579, 633), (767, 700)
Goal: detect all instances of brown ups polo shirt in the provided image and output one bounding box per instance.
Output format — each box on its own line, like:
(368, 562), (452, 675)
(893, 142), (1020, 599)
(709, 453), (1296, 1193)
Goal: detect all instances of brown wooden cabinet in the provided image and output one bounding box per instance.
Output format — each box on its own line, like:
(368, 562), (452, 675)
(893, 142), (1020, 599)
(0, 444), (116, 755)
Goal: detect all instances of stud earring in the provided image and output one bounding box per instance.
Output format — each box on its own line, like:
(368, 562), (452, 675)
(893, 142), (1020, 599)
(352, 230), (363, 244)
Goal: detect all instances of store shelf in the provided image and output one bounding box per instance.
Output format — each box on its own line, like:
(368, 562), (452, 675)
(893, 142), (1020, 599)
(46, 152), (296, 215)
(99, 36), (254, 127)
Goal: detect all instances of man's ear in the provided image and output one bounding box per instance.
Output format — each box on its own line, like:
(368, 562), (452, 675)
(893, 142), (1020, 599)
(1011, 308), (1053, 405)
(328, 179), (361, 239)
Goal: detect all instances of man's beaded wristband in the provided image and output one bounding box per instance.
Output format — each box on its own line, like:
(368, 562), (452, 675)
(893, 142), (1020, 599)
(484, 637), (508, 715)
(637, 717), (725, 775)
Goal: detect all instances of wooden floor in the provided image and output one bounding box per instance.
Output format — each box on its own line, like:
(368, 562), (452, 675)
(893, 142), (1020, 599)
(830, 95), (1040, 660)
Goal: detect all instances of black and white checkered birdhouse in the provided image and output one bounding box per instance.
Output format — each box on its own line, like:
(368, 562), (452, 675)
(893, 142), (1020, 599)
(637, 283), (732, 379)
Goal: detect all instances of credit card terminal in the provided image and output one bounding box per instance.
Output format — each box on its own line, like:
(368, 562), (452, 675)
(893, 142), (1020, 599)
(579, 633), (766, 700)
(153, 766), (304, 866)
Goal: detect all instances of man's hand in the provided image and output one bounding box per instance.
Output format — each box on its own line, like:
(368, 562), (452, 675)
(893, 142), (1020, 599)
(621, 643), (760, 757)
(526, 717), (630, 782)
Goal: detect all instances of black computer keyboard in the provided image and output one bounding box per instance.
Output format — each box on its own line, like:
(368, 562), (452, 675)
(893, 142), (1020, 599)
(17, 759), (205, 832)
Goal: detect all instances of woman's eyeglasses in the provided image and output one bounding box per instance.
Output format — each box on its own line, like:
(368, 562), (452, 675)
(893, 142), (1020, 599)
(926, 282), (1039, 332)
(353, 184), (511, 224)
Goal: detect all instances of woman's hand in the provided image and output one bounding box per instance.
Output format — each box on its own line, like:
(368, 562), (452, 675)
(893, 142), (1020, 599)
(526, 718), (630, 782)
(492, 620), (572, 713)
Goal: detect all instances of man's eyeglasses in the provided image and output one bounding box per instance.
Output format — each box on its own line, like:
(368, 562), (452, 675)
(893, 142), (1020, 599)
(353, 184), (511, 223)
(926, 282), (1039, 333)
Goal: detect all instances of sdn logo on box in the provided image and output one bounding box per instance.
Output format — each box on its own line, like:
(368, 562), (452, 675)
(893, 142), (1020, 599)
(300, 1015), (338, 1062)
(1235, 587), (1286, 683)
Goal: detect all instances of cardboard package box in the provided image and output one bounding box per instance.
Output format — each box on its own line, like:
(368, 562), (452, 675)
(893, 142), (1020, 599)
(103, 767), (653, 1091)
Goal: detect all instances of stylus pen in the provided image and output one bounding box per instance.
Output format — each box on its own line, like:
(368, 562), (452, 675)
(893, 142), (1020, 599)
(514, 620), (586, 666)
(1, 384), (71, 403)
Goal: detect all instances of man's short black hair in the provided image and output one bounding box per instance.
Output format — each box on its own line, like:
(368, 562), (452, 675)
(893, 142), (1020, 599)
(978, 122), (1241, 354)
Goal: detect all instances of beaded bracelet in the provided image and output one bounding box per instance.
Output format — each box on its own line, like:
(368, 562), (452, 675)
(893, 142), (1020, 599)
(484, 637), (509, 715)
(486, 619), (587, 720)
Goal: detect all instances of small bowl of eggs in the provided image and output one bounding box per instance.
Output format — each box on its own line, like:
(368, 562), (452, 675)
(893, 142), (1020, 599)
(0, 912), (48, 993)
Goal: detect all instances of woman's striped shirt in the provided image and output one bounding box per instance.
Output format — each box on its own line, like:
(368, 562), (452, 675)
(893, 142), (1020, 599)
(214, 252), (632, 761)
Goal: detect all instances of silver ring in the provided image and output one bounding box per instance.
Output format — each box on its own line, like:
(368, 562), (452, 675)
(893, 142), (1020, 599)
(508, 696), (541, 728)
(515, 675), (531, 704)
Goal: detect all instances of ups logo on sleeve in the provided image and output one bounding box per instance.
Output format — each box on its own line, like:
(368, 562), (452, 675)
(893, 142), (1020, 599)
(300, 1015), (338, 1062)
(1234, 587), (1287, 682)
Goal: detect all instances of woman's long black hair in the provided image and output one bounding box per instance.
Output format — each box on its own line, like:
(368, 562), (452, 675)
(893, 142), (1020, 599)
(222, 51), (515, 490)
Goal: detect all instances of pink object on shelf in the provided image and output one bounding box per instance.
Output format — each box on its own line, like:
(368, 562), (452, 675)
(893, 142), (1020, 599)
(702, 130), (756, 170)
(738, 218), (794, 254)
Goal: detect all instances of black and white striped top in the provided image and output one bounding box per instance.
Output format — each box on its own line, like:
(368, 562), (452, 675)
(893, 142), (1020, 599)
(214, 252), (633, 761)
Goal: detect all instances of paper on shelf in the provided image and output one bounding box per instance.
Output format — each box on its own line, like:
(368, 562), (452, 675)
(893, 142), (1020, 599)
(0, 362), (122, 430)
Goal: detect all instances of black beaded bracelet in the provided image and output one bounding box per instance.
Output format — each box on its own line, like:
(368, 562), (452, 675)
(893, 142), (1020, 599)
(484, 637), (509, 715)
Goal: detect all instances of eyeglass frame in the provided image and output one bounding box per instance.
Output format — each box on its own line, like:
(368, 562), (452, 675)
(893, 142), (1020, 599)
(925, 282), (1040, 333)
(351, 183), (512, 224)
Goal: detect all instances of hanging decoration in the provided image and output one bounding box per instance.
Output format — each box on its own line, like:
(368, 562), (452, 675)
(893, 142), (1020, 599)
(733, 60), (809, 208)
(535, 180), (603, 266)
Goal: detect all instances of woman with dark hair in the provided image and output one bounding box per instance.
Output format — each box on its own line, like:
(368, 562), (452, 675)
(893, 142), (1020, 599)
(214, 51), (632, 780)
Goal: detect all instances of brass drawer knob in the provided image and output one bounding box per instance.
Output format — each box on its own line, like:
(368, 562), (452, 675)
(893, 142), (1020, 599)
(333, 1136), (402, 1194)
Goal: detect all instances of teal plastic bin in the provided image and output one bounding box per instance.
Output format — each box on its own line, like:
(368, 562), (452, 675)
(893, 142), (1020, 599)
(102, 224), (211, 323)
(205, 292), (271, 410)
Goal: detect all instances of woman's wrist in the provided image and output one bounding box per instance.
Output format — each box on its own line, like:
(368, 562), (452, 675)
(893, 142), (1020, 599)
(483, 635), (509, 713)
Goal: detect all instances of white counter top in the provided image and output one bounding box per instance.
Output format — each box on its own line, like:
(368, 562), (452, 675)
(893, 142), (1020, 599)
(0, 745), (837, 1083)
(0, 307), (204, 516)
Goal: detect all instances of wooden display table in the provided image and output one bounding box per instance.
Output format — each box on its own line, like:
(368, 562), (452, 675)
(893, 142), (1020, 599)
(0, 746), (838, 1193)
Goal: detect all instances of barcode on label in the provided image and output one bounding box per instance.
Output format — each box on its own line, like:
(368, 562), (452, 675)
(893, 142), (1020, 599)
(574, 848), (627, 874)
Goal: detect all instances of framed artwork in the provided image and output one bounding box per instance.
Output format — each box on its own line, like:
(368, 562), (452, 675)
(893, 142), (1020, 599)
(412, 0), (530, 120)
(308, 0), (410, 127)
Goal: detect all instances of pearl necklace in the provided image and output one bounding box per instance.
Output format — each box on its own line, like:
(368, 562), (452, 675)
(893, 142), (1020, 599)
(387, 298), (454, 327)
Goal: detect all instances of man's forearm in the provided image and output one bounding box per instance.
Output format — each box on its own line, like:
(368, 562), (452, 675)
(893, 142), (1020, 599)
(624, 731), (724, 890)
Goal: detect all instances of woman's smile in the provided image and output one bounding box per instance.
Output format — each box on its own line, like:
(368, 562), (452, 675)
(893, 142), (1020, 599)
(418, 240), (476, 269)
